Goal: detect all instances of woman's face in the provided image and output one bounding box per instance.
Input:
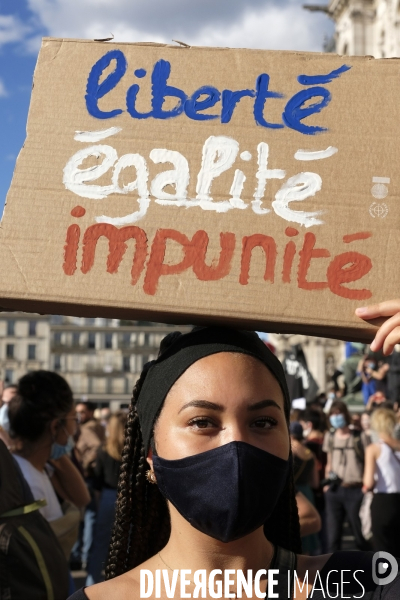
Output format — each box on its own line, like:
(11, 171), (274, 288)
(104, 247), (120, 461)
(151, 352), (289, 461)
(361, 413), (370, 430)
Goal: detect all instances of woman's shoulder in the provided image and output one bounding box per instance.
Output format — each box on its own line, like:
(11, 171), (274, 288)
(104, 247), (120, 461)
(73, 570), (141, 600)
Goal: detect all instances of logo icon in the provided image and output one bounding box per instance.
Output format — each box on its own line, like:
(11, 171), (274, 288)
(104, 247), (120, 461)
(369, 202), (388, 218)
(371, 176), (390, 199)
(372, 551), (398, 586)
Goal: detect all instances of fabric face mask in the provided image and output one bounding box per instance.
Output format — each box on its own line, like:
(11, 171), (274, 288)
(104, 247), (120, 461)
(50, 430), (75, 461)
(153, 441), (289, 543)
(330, 414), (347, 429)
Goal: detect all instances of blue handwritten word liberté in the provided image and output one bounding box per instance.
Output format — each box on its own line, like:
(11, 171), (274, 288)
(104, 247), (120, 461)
(85, 50), (351, 135)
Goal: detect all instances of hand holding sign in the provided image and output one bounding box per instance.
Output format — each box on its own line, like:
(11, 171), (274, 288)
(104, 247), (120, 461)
(356, 299), (400, 355)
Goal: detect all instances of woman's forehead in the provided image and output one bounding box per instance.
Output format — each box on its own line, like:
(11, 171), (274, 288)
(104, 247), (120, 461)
(165, 352), (285, 405)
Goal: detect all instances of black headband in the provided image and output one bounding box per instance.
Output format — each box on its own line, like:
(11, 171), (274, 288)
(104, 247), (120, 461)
(136, 327), (291, 454)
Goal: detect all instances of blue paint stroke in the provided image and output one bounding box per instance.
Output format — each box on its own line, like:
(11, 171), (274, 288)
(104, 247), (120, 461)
(221, 89), (256, 123)
(134, 68), (147, 78)
(86, 49), (127, 119)
(297, 64), (351, 86)
(253, 74), (284, 129)
(283, 87), (331, 135)
(184, 86), (221, 121)
(151, 59), (187, 119)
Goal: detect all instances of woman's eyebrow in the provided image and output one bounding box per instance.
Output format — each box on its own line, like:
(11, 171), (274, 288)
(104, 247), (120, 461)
(178, 400), (225, 413)
(248, 399), (282, 411)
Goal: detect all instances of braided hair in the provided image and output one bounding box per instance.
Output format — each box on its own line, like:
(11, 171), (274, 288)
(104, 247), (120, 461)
(106, 332), (301, 579)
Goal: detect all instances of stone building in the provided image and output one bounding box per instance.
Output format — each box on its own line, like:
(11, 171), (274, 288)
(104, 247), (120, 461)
(0, 312), (189, 410)
(305, 0), (400, 57)
(0, 313), (50, 383)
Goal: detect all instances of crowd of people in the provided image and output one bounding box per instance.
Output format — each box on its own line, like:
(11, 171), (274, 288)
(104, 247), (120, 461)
(289, 395), (400, 558)
(0, 300), (400, 600)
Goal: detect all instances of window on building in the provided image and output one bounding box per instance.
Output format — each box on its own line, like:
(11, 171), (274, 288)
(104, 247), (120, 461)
(86, 318), (95, 326)
(28, 344), (36, 360)
(88, 333), (96, 349)
(105, 333), (113, 349)
(54, 355), (61, 371)
(93, 377), (106, 393)
(5, 369), (14, 383)
(29, 321), (37, 336)
(7, 320), (15, 336)
(112, 378), (125, 394)
(54, 332), (62, 345)
(72, 332), (80, 346)
(122, 333), (131, 347)
(123, 356), (131, 372)
(6, 344), (14, 359)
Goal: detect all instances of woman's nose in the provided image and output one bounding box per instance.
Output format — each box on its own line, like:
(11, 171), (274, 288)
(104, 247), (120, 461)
(221, 424), (249, 444)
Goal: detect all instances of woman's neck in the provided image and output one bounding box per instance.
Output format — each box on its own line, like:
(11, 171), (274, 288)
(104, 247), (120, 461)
(160, 508), (274, 574)
(14, 439), (51, 472)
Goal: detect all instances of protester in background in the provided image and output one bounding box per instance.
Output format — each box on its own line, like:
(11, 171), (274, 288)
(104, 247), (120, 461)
(300, 407), (328, 551)
(0, 383), (17, 449)
(86, 411), (127, 585)
(7, 371), (90, 594)
(290, 422), (319, 554)
(296, 490), (321, 538)
(366, 390), (388, 412)
(387, 344), (400, 403)
(362, 407), (400, 556)
(71, 401), (105, 570)
(8, 372), (90, 523)
(358, 355), (389, 406)
(323, 400), (369, 552)
(360, 411), (373, 446)
(1, 383), (17, 405)
(100, 407), (111, 429)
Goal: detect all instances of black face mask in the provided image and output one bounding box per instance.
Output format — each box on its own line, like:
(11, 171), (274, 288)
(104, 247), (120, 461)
(153, 441), (289, 543)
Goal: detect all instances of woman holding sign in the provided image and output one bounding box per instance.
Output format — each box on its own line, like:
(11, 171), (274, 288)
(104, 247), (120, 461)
(68, 300), (400, 600)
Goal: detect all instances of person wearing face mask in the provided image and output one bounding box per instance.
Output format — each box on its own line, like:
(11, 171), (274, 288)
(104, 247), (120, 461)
(7, 372), (91, 556)
(66, 299), (400, 600)
(323, 400), (370, 553)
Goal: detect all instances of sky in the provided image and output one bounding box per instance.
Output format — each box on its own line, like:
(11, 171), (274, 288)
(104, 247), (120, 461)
(0, 0), (333, 214)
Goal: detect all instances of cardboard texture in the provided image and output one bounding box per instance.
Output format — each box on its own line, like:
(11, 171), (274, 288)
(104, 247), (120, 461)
(1, 38), (399, 340)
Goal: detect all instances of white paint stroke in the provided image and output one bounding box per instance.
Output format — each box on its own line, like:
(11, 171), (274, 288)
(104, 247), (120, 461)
(74, 127), (122, 143)
(294, 146), (338, 161)
(372, 176), (390, 184)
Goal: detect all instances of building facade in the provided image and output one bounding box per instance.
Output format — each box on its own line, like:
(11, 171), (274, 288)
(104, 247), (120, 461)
(0, 313), (50, 384)
(305, 0), (400, 57)
(0, 312), (189, 410)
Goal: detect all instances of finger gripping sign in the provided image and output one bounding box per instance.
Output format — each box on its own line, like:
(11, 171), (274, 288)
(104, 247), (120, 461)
(1, 39), (399, 340)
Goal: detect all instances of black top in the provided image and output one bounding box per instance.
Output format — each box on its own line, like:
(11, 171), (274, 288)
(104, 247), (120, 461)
(67, 550), (400, 599)
(93, 447), (122, 491)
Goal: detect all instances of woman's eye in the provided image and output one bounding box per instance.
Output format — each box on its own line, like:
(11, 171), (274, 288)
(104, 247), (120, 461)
(188, 417), (217, 429)
(251, 417), (277, 429)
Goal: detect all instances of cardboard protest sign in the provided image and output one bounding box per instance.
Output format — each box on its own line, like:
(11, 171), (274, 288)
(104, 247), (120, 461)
(1, 38), (399, 340)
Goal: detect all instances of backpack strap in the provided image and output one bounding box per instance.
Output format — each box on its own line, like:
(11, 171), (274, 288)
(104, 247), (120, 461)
(267, 546), (297, 599)
(0, 498), (47, 518)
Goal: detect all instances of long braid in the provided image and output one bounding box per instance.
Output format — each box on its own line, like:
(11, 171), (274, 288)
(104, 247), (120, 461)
(106, 347), (173, 579)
